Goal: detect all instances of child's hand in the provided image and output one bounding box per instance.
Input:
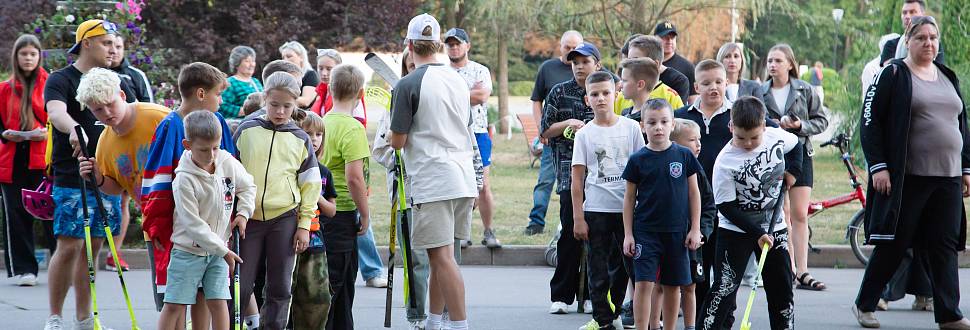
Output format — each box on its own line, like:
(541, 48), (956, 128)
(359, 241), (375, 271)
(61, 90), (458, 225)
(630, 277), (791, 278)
(685, 229), (703, 250)
(294, 228), (310, 253)
(623, 235), (636, 257)
(573, 218), (589, 241)
(77, 156), (99, 181)
(224, 250), (243, 274)
(758, 234), (774, 249)
(231, 215), (248, 239)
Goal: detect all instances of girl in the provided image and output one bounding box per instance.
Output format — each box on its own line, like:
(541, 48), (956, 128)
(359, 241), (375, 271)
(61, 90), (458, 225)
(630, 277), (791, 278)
(0, 34), (51, 286)
(233, 72), (322, 329)
(309, 49), (368, 126)
(756, 44), (828, 291)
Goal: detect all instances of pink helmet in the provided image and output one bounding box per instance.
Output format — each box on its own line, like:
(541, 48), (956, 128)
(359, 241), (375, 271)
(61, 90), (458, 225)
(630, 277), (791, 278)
(22, 179), (54, 221)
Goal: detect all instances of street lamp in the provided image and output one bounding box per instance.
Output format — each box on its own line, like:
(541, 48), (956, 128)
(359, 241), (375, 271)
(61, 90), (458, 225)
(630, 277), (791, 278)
(832, 8), (844, 68)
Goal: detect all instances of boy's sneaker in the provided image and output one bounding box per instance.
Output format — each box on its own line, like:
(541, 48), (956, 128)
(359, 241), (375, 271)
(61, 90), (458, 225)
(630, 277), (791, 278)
(409, 320), (426, 330)
(44, 315), (63, 330)
(106, 256), (129, 272)
(621, 301), (635, 328)
(459, 239), (473, 248)
(550, 301), (569, 314)
(17, 273), (37, 286)
(582, 300), (592, 314)
(876, 299), (889, 311)
(366, 276), (389, 288)
(578, 319), (601, 330)
(524, 224), (544, 236)
(852, 305), (880, 328)
(74, 316), (114, 330)
(482, 229), (502, 248)
(612, 317), (624, 330)
(912, 296), (933, 311)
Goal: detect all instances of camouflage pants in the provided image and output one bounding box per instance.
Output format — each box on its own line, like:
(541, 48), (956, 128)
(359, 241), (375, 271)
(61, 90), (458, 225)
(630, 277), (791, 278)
(291, 251), (332, 329)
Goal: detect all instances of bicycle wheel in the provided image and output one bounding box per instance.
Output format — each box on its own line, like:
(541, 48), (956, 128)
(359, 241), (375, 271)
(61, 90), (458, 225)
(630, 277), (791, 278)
(847, 209), (869, 265)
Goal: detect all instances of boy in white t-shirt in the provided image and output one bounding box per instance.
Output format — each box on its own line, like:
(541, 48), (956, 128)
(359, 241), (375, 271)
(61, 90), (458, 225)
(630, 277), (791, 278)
(571, 71), (646, 330)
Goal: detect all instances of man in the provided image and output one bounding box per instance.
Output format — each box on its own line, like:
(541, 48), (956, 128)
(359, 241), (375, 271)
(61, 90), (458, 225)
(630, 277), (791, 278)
(389, 13), (477, 330)
(524, 30), (583, 236)
(445, 27), (501, 249)
(43, 19), (136, 330)
(109, 34), (153, 103)
(654, 21), (696, 103)
(881, 0), (944, 65)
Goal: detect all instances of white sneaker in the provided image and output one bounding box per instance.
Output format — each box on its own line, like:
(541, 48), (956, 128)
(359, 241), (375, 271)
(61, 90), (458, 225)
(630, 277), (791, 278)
(550, 301), (569, 314)
(582, 300), (593, 314)
(73, 317), (113, 330)
(612, 317), (624, 330)
(44, 315), (63, 330)
(17, 273), (37, 286)
(366, 276), (389, 288)
(409, 320), (427, 330)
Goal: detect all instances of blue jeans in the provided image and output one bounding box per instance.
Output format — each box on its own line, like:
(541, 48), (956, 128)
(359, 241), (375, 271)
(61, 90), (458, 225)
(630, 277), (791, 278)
(357, 224), (385, 280)
(528, 145), (556, 227)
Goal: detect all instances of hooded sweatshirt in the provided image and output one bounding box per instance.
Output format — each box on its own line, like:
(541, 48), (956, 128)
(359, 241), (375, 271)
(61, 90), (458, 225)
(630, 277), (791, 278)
(172, 149), (256, 257)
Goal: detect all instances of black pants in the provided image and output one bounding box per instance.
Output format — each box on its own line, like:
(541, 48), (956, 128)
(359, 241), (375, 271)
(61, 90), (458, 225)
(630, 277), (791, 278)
(550, 190), (588, 303)
(699, 228), (794, 330)
(326, 211), (359, 330)
(881, 249), (932, 301)
(856, 175), (964, 323)
(695, 228), (737, 329)
(2, 143), (53, 277)
(585, 212), (630, 325)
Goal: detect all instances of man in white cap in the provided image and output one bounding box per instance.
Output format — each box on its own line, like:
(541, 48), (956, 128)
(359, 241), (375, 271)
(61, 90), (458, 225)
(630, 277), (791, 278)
(389, 13), (477, 330)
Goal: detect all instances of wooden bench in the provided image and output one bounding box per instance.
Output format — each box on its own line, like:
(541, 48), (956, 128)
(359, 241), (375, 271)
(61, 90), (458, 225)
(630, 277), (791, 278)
(516, 113), (543, 168)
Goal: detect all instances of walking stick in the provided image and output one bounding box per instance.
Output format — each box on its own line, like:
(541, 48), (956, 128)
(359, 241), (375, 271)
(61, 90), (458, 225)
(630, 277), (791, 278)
(740, 183), (788, 330)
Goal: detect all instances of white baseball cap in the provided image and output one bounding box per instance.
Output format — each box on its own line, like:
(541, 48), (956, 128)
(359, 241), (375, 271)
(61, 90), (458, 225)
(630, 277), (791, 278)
(406, 13), (440, 41)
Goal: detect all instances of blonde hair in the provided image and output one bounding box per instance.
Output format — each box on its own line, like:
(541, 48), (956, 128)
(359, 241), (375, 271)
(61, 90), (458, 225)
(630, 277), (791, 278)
(279, 41), (312, 72)
(76, 67), (121, 106)
(330, 64), (365, 102)
(263, 71), (301, 99)
(671, 118), (700, 142)
(300, 111), (326, 158)
(716, 42), (748, 82)
(183, 110), (222, 142)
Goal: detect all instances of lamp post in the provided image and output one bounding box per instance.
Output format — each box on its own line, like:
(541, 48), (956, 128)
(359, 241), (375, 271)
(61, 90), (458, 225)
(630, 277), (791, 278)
(832, 8), (844, 69)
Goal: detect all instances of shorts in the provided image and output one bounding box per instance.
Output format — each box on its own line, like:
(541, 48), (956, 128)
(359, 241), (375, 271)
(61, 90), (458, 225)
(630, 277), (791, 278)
(632, 231), (692, 286)
(475, 133), (492, 167)
(793, 147), (813, 187)
(410, 197), (474, 249)
(52, 185), (121, 238)
(164, 248), (231, 304)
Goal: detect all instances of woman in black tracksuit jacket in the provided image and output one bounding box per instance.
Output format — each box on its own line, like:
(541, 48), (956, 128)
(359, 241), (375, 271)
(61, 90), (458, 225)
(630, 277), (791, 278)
(853, 16), (970, 329)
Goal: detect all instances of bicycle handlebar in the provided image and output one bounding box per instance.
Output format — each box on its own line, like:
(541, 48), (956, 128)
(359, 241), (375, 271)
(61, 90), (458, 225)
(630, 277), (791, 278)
(820, 133), (848, 148)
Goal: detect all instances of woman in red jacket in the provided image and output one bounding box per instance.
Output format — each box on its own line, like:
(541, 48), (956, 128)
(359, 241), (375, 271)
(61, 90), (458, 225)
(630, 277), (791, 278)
(0, 34), (52, 286)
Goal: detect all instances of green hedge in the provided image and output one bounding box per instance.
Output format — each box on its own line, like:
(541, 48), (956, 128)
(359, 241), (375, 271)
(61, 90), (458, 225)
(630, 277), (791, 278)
(509, 81), (534, 97)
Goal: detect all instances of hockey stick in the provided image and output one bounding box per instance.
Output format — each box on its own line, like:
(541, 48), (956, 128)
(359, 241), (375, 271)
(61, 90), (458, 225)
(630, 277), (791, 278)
(740, 182), (788, 330)
(365, 53), (400, 88)
(384, 173), (400, 328)
(233, 227), (242, 330)
(394, 150), (418, 310)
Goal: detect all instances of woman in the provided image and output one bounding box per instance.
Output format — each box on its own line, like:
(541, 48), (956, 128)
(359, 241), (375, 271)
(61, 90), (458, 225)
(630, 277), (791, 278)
(716, 42), (760, 103)
(0, 34), (52, 286)
(309, 49), (367, 125)
(219, 46), (263, 119)
(756, 44), (828, 291)
(279, 41), (318, 108)
(853, 16), (970, 329)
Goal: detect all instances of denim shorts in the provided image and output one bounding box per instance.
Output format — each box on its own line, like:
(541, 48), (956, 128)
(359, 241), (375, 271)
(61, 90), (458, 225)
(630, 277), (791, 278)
(163, 248), (231, 304)
(52, 185), (121, 238)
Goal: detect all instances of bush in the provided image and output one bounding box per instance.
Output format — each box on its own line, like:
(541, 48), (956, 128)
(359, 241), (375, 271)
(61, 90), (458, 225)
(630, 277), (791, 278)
(509, 80), (534, 97)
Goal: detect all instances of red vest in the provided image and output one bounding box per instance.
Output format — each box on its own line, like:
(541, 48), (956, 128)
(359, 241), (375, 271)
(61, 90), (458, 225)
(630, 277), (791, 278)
(0, 68), (48, 183)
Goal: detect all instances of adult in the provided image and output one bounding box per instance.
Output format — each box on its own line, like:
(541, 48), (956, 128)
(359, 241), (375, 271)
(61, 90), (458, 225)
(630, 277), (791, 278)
(716, 42), (760, 103)
(0, 34), (52, 287)
(389, 13), (478, 330)
(861, 34), (901, 97)
(43, 19), (130, 330)
(524, 30), (583, 236)
(279, 41), (319, 108)
(854, 16), (970, 330)
(756, 44), (828, 292)
(628, 35), (690, 106)
(445, 27), (501, 249)
(309, 49), (367, 125)
(654, 21), (696, 103)
(219, 46), (263, 119)
(881, 0), (944, 65)
(809, 61), (825, 103)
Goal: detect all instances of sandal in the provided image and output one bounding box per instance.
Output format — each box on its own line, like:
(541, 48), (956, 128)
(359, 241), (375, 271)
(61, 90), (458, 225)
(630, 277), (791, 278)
(796, 272), (826, 291)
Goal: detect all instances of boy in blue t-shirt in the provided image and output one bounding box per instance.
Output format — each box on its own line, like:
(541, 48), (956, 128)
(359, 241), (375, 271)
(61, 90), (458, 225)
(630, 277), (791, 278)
(621, 99), (702, 330)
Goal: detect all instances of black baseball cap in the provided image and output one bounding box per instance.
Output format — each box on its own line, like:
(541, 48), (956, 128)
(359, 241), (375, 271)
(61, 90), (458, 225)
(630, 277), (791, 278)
(444, 28), (470, 44)
(654, 21), (678, 37)
(566, 42), (601, 62)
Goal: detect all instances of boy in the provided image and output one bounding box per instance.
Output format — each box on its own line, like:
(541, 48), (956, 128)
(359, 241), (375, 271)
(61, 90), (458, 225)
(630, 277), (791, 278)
(621, 99), (702, 330)
(625, 36), (688, 107)
(541, 41), (601, 315)
(320, 64), (371, 329)
(157, 111), (256, 330)
(698, 96), (802, 330)
(571, 71), (645, 330)
(618, 57), (662, 129)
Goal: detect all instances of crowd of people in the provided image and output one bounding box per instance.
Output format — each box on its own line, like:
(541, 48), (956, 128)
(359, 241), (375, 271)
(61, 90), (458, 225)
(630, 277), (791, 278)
(0, 0), (966, 329)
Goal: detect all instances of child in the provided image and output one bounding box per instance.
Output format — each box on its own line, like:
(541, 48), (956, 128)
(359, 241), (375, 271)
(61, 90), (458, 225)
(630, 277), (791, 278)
(157, 111), (256, 330)
(290, 111), (338, 329)
(621, 99), (702, 330)
(241, 93), (263, 117)
(233, 72), (322, 329)
(698, 96), (802, 330)
(319, 64), (371, 329)
(670, 118), (717, 330)
(571, 71), (645, 330)
(619, 57), (682, 123)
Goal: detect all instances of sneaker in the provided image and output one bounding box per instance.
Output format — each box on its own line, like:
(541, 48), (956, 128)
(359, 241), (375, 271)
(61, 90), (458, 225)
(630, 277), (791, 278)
(459, 239), (472, 248)
(912, 295), (934, 311)
(612, 317), (624, 330)
(524, 224), (545, 236)
(578, 319), (599, 330)
(621, 301), (634, 328)
(550, 301), (569, 314)
(852, 305), (880, 328)
(74, 316), (114, 330)
(876, 299), (889, 311)
(106, 256), (129, 272)
(409, 320), (426, 330)
(482, 229), (502, 248)
(366, 276), (389, 288)
(582, 300), (592, 314)
(940, 318), (970, 330)
(17, 273), (37, 286)
(44, 315), (63, 330)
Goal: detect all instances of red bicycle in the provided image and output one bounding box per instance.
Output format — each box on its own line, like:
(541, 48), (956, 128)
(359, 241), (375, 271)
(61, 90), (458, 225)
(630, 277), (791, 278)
(806, 132), (870, 265)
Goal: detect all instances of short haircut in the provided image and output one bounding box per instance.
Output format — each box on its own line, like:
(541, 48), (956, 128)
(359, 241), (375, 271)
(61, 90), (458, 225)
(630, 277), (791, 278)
(241, 92), (263, 116)
(731, 96), (767, 130)
(178, 62), (227, 100)
(629, 35), (664, 61)
(643, 98), (673, 118)
(299, 111), (326, 159)
(560, 30), (583, 44)
(411, 25), (441, 56)
(183, 110), (222, 142)
(330, 64), (365, 102)
(620, 57), (660, 89)
(279, 40), (312, 72)
(317, 49), (343, 64)
(694, 59), (725, 77)
(584, 71), (614, 87)
(228, 45), (256, 73)
(263, 71), (302, 99)
(76, 68), (121, 106)
(262, 59), (303, 82)
(620, 33), (644, 57)
(904, 0), (925, 10)
(671, 118), (700, 142)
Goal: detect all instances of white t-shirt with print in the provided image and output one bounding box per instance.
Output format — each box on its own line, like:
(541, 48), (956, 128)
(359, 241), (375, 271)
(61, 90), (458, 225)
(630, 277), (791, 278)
(453, 60), (493, 134)
(571, 116), (646, 213)
(713, 127), (798, 233)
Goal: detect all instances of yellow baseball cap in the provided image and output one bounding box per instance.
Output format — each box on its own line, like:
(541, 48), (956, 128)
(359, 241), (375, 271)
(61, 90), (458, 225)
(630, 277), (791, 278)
(68, 19), (118, 55)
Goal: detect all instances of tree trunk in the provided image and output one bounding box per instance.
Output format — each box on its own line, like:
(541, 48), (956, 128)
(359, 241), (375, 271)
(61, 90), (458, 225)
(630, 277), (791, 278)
(632, 0), (647, 33)
(498, 36), (510, 133)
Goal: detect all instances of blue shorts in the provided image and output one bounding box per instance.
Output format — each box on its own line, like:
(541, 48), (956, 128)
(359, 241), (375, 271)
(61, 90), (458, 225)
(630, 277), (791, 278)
(164, 248), (231, 304)
(632, 231), (692, 286)
(52, 185), (121, 238)
(475, 132), (492, 167)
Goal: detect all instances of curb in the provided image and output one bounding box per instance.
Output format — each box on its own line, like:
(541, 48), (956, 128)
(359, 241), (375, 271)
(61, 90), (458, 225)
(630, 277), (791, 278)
(7, 245), (970, 270)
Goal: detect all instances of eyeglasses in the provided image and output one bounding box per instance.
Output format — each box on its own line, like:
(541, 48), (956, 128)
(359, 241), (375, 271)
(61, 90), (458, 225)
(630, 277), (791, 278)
(78, 20), (118, 41)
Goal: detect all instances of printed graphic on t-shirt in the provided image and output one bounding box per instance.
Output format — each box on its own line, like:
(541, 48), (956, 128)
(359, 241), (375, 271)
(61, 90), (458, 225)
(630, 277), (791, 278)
(114, 144), (150, 200)
(733, 139), (786, 212)
(670, 162), (683, 178)
(223, 177), (234, 211)
(593, 138), (626, 184)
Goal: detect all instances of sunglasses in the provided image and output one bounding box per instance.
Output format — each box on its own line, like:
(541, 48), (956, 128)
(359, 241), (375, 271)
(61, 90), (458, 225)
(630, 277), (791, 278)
(317, 49), (339, 58)
(78, 21), (118, 41)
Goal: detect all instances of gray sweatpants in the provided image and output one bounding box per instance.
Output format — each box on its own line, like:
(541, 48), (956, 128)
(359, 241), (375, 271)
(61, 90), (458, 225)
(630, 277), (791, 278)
(239, 210), (298, 330)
